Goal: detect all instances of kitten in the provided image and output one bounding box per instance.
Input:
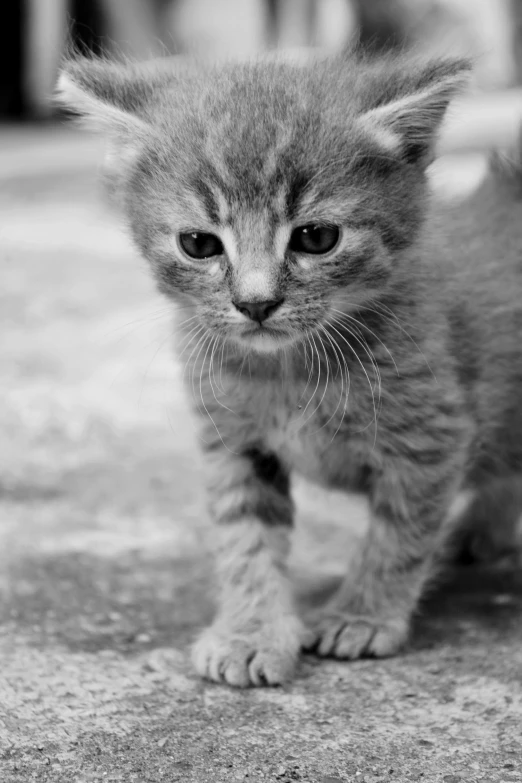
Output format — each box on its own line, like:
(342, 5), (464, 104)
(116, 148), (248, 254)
(57, 49), (522, 687)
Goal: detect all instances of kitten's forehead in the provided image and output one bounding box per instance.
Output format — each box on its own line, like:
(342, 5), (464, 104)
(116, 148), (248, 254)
(159, 62), (365, 222)
(185, 132), (355, 230)
(145, 56), (428, 236)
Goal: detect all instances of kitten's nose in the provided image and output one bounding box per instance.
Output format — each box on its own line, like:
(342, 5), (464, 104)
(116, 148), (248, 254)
(233, 298), (284, 324)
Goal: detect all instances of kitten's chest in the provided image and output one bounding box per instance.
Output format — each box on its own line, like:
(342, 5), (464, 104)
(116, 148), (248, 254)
(250, 382), (371, 489)
(266, 408), (329, 481)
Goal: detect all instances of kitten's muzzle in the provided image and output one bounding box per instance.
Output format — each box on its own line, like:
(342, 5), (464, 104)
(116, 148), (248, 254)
(233, 298), (284, 324)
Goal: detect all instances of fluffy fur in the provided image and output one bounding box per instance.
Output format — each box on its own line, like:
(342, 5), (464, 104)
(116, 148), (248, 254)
(58, 49), (522, 687)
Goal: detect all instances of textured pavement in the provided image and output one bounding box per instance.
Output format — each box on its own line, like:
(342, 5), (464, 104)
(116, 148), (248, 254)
(1, 125), (522, 783)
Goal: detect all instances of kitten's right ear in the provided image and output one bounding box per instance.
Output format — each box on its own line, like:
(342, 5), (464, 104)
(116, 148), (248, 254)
(56, 55), (167, 135)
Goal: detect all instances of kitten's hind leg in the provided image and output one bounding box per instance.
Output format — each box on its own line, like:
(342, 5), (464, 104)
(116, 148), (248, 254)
(455, 475), (522, 565)
(192, 445), (309, 687)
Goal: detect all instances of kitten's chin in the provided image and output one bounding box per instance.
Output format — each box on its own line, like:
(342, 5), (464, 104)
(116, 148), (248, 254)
(234, 327), (296, 354)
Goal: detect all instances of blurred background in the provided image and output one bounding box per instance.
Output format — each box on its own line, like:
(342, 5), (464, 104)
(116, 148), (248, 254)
(2, 0), (522, 120)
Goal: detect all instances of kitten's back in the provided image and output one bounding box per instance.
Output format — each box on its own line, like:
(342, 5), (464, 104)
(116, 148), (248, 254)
(431, 140), (522, 484)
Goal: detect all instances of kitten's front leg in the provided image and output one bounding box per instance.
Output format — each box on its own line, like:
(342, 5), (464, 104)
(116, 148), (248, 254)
(308, 454), (468, 660)
(192, 444), (308, 687)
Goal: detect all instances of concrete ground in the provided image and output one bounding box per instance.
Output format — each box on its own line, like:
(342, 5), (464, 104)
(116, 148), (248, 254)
(1, 124), (522, 783)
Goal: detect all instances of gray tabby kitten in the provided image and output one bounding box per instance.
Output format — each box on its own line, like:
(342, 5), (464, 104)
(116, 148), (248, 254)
(58, 50), (522, 687)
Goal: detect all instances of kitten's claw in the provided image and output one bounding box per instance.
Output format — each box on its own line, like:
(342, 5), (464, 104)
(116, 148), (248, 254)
(305, 612), (408, 660)
(192, 619), (307, 687)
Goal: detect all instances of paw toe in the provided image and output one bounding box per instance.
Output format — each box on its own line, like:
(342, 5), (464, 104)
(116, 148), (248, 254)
(366, 619), (408, 657)
(333, 620), (375, 659)
(310, 613), (408, 660)
(192, 624), (301, 687)
(220, 655), (252, 688)
(248, 649), (295, 686)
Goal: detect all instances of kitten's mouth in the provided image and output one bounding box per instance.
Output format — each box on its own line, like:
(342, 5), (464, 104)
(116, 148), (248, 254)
(242, 323), (280, 336)
(237, 324), (295, 352)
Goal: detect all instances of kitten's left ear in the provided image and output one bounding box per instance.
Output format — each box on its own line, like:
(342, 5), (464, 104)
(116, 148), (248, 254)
(358, 58), (471, 165)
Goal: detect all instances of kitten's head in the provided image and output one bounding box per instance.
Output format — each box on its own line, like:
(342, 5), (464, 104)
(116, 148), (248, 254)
(58, 51), (469, 354)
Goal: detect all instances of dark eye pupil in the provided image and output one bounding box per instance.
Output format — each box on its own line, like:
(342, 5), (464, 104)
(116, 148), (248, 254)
(179, 231), (223, 259)
(289, 224), (339, 255)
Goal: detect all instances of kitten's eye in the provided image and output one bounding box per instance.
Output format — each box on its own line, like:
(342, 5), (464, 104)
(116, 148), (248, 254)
(178, 231), (224, 260)
(289, 224), (340, 255)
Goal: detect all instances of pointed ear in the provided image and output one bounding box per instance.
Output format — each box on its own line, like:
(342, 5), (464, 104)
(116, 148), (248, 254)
(357, 58), (472, 165)
(56, 54), (178, 134)
(58, 57), (146, 134)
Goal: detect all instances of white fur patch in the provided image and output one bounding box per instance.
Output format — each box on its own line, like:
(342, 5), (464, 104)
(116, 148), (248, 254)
(241, 330), (294, 354)
(273, 224), (291, 259)
(343, 227), (370, 253)
(358, 118), (402, 156)
(363, 87), (439, 127)
(221, 227), (237, 262)
(237, 270), (273, 300)
(208, 183), (231, 225)
(296, 256), (314, 272)
(445, 489), (474, 528)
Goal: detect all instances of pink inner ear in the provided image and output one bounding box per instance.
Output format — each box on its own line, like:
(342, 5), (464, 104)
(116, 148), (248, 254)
(357, 113), (403, 156)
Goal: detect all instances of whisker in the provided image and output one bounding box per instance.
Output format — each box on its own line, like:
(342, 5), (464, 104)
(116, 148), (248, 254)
(198, 334), (234, 452)
(312, 325), (350, 436)
(331, 308), (399, 377)
(137, 332), (173, 406)
(356, 302), (437, 383)
(183, 327), (206, 372)
(191, 331), (212, 414)
(329, 315), (383, 418)
(325, 320), (379, 445)
(329, 317), (381, 400)
(103, 306), (177, 340)
(176, 315), (199, 331)
(302, 338), (311, 373)
(208, 336), (236, 415)
(298, 335), (315, 406)
(179, 319), (204, 340)
(183, 327), (207, 391)
(330, 339), (351, 445)
(300, 332), (322, 420)
(238, 351), (249, 380)
(179, 323), (206, 360)
(208, 335), (220, 392)
(329, 328), (351, 405)
(302, 330), (330, 426)
(105, 313), (176, 353)
(218, 339), (228, 392)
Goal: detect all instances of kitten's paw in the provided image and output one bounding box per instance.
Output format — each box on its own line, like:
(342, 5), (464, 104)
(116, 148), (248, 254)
(192, 618), (307, 687)
(305, 612), (409, 660)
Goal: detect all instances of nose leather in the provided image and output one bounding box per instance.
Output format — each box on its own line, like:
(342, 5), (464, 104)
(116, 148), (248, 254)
(233, 299), (284, 324)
